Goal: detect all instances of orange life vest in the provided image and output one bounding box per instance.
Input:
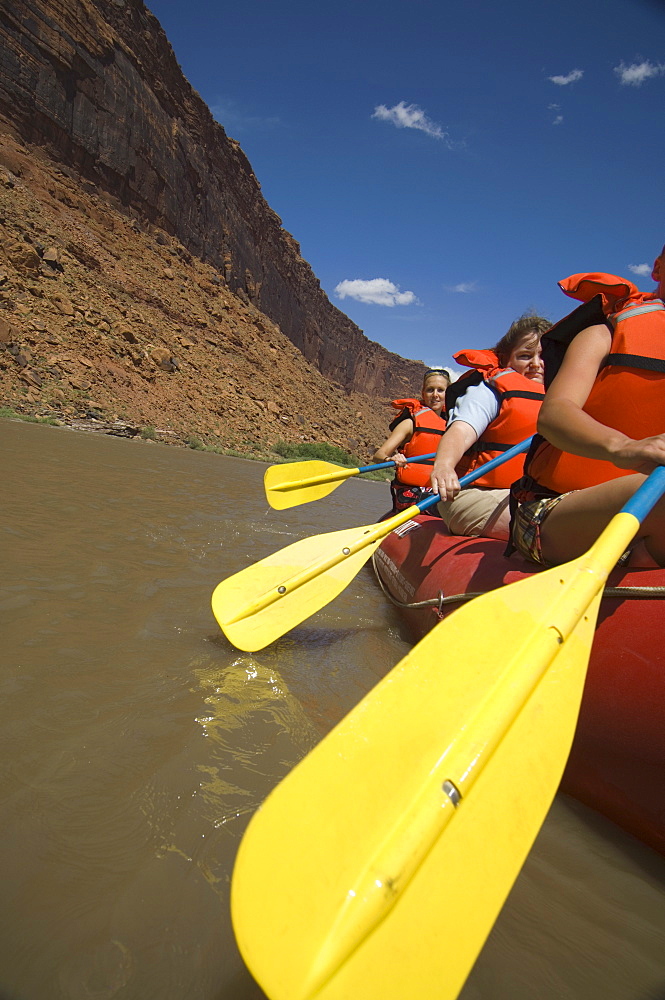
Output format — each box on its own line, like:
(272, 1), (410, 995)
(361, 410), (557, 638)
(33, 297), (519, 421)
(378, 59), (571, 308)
(450, 349), (544, 488)
(389, 397), (447, 487)
(528, 273), (665, 492)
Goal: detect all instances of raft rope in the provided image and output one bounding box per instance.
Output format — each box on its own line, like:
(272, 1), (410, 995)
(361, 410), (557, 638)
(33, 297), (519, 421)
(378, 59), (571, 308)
(370, 553), (665, 612)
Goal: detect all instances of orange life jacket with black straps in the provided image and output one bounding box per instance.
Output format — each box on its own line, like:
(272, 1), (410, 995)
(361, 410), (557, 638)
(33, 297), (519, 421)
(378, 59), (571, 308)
(389, 397), (447, 487)
(448, 349), (544, 488)
(528, 273), (665, 493)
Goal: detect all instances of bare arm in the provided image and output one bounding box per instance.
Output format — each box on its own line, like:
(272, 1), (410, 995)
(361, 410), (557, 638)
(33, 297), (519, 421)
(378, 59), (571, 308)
(539, 323), (665, 473)
(372, 418), (414, 467)
(430, 421), (479, 500)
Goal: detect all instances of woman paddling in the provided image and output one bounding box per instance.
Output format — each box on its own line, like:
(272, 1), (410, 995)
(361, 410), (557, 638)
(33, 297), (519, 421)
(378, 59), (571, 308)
(373, 367), (451, 514)
(430, 314), (551, 540)
(510, 250), (665, 569)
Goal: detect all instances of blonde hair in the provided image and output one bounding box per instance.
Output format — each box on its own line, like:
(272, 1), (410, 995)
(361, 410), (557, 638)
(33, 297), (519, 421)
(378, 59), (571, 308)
(422, 367), (451, 388)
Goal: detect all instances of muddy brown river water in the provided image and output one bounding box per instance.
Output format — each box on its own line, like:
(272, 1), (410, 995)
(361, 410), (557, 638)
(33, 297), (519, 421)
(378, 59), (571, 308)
(1, 418), (663, 1000)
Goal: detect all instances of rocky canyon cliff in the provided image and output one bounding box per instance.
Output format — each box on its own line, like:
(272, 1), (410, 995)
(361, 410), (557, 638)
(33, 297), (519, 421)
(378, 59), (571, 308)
(0, 0), (428, 459)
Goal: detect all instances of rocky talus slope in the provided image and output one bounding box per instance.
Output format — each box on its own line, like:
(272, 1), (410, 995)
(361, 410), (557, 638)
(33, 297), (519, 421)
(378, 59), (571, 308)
(0, 0), (427, 460)
(0, 132), (418, 459)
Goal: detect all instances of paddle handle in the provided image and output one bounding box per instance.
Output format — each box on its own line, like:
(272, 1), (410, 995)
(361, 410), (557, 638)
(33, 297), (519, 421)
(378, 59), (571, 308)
(622, 465), (665, 520)
(416, 437), (534, 513)
(356, 452), (437, 474)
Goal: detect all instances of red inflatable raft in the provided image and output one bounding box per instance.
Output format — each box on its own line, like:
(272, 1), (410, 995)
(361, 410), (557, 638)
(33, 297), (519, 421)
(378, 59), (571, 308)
(373, 515), (665, 855)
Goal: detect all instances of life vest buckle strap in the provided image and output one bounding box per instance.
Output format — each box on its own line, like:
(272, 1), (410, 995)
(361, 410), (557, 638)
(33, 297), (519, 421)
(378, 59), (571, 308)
(601, 353), (665, 374)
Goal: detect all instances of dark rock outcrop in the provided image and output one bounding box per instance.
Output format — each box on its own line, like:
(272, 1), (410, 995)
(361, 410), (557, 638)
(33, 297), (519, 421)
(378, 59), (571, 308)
(0, 0), (424, 396)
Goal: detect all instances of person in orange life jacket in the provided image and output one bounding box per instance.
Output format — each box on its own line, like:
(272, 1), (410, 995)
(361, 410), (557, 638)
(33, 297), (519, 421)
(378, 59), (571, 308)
(372, 367), (451, 514)
(510, 248), (665, 569)
(430, 314), (550, 540)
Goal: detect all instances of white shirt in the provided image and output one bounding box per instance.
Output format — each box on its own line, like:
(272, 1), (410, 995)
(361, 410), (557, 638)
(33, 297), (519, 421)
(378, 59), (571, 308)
(448, 379), (500, 437)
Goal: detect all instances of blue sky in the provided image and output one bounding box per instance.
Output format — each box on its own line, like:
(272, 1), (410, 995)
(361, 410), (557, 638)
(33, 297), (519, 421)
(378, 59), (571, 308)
(146, 0), (664, 374)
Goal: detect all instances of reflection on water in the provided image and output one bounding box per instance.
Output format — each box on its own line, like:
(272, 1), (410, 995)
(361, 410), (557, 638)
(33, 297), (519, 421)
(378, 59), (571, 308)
(0, 419), (663, 1000)
(193, 656), (319, 837)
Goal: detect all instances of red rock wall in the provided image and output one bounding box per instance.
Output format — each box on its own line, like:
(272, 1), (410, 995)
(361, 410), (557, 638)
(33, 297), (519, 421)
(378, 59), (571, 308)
(0, 0), (425, 396)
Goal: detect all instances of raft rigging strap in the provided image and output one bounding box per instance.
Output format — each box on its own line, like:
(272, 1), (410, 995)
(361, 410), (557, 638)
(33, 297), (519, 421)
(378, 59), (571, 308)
(370, 553), (665, 612)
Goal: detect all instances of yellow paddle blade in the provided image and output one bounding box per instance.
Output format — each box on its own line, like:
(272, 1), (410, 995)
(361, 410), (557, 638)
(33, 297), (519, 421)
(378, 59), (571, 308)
(211, 520), (392, 651)
(231, 512), (640, 1000)
(265, 461), (357, 510)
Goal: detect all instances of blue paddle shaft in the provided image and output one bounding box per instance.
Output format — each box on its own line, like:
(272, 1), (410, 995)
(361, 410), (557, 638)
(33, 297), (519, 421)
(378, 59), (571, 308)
(410, 439), (665, 522)
(417, 437), (534, 513)
(357, 453), (437, 474)
(622, 465), (665, 522)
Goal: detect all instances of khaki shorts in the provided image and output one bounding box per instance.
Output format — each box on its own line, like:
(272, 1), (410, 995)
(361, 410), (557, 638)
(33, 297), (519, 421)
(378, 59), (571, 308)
(437, 487), (511, 540)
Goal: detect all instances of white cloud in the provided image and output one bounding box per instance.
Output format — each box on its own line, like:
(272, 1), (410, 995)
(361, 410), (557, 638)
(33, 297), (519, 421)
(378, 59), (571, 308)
(628, 263), (652, 276)
(614, 60), (665, 86)
(445, 281), (478, 294)
(548, 102), (563, 125)
(547, 104), (563, 125)
(334, 278), (417, 307)
(548, 69), (583, 86)
(372, 101), (447, 140)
